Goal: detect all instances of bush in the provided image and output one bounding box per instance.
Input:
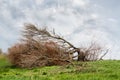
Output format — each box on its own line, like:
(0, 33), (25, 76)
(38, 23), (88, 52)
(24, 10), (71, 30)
(8, 41), (69, 68)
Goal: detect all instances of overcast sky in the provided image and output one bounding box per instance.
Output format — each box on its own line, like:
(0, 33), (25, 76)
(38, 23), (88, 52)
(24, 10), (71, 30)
(0, 0), (120, 59)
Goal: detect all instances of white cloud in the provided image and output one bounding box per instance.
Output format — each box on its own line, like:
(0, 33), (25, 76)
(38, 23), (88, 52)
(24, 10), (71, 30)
(0, 0), (120, 59)
(72, 0), (89, 8)
(35, 0), (44, 5)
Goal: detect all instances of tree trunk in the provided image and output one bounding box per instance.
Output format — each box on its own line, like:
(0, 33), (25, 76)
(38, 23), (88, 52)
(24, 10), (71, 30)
(77, 50), (85, 61)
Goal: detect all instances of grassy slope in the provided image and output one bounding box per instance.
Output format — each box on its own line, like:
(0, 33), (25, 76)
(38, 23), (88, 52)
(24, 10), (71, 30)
(0, 55), (120, 80)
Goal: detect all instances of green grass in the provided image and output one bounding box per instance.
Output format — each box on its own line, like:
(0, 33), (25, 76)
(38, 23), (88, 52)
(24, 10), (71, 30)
(0, 55), (120, 80)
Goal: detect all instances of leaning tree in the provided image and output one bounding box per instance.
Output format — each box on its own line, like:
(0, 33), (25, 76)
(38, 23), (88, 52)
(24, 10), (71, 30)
(8, 24), (108, 68)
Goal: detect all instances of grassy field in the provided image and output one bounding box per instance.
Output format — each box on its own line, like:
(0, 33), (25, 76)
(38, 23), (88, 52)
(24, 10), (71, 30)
(0, 55), (120, 80)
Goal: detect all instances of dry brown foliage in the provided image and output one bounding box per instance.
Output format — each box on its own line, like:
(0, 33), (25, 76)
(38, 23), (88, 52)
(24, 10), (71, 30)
(8, 24), (72, 68)
(8, 41), (69, 68)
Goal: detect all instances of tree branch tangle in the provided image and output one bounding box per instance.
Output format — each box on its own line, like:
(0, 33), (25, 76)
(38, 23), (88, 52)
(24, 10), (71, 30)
(8, 24), (108, 68)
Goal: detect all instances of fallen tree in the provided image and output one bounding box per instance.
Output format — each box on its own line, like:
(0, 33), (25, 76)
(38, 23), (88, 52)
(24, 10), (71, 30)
(8, 24), (108, 68)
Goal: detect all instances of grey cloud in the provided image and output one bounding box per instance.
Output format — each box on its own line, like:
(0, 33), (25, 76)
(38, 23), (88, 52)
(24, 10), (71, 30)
(0, 0), (120, 59)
